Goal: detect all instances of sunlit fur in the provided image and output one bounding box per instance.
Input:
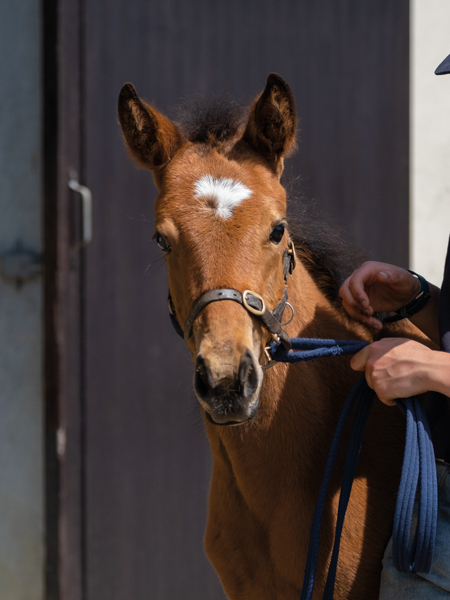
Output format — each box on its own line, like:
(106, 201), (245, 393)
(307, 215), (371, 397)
(118, 74), (433, 599)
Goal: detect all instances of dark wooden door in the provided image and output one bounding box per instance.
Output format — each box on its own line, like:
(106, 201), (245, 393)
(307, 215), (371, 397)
(53, 1), (409, 598)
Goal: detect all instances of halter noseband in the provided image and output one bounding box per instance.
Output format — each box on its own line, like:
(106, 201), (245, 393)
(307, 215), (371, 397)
(167, 239), (297, 354)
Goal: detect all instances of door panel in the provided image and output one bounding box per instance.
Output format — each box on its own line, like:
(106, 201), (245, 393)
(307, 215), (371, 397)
(79, 1), (409, 598)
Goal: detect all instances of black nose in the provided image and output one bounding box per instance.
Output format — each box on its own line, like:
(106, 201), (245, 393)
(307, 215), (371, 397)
(194, 350), (259, 422)
(238, 350), (259, 399)
(194, 355), (216, 400)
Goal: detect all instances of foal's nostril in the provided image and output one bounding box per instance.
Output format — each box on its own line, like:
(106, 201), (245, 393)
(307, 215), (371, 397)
(238, 350), (258, 399)
(238, 351), (252, 386)
(194, 355), (214, 399)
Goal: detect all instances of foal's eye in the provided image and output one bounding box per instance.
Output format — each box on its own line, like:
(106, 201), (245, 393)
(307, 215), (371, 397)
(155, 233), (171, 253)
(269, 223), (285, 244)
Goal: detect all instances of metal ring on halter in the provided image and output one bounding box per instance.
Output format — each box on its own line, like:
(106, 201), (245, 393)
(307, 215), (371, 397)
(281, 302), (295, 326)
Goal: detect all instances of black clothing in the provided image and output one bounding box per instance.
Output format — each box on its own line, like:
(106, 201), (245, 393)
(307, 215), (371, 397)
(423, 236), (450, 462)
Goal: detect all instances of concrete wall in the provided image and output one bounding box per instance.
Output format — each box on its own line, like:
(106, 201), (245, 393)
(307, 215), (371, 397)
(410, 0), (450, 284)
(0, 0), (44, 598)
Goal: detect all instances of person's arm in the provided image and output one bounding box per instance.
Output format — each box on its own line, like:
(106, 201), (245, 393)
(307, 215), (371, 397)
(350, 338), (450, 405)
(409, 284), (440, 346)
(339, 261), (440, 345)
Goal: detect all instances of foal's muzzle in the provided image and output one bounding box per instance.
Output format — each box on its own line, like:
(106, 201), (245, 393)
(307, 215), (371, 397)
(194, 350), (260, 425)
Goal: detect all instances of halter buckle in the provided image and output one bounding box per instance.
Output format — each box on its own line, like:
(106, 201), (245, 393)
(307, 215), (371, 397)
(242, 290), (266, 316)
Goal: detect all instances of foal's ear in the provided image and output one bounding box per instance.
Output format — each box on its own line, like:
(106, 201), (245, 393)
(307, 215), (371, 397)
(243, 73), (297, 175)
(118, 83), (182, 174)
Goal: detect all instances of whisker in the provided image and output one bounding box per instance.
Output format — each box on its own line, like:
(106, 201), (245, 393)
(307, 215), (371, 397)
(144, 256), (166, 276)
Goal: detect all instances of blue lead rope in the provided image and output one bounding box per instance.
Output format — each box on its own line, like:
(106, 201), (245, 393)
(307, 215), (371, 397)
(269, 337), (369, 363)
(268, 337), (438, 600)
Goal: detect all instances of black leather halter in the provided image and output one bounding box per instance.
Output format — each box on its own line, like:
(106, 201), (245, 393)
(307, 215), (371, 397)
(167, 240), (297, 351)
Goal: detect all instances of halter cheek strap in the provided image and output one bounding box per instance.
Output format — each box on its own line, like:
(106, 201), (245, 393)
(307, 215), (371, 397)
(167, 240), (297, 351)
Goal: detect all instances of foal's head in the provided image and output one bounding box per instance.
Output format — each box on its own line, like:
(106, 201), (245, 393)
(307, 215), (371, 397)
(119, 74), (297, 425)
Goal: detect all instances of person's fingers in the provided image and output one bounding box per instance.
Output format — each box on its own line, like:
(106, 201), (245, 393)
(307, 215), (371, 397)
(364, 315), (383, 330)
(340, 280), (368, 311)
(340, 299), (368, 323)
(342, 301), (383, 331)
(370, 380), (397, 406)
(350, 345), (370, 371)
(341, 261), (392, 313)
(340, 294), (383, 329)
(338, 277), (352, 302)
(347, 273), (371, 310)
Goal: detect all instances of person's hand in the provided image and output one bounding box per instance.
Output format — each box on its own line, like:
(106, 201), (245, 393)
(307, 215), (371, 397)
(351, 338), (438, 405)
(339, 262), (421, 329)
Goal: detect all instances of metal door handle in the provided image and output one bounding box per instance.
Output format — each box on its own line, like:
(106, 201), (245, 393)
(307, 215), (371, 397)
(68, 170), (93, 248)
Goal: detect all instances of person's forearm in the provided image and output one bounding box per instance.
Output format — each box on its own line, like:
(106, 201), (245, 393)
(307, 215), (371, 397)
(426, 351), (450, 396)
(409, 283), (440, 346)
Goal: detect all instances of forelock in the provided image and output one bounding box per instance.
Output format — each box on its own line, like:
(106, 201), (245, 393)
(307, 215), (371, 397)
(173, 95), (248, 144)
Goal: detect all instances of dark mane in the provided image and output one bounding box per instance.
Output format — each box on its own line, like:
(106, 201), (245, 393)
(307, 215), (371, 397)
(284, 174), (367, 309)
(174, 95), (248, 144)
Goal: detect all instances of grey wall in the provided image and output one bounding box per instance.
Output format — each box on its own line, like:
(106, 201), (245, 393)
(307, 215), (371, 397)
(0, 0), (44, 598)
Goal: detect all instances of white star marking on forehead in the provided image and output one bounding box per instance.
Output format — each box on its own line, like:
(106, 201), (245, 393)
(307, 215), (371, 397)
(194, 175), (253, 219)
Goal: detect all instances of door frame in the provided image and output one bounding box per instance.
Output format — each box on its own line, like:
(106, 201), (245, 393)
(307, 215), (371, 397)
(44, 0), (84, 597)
